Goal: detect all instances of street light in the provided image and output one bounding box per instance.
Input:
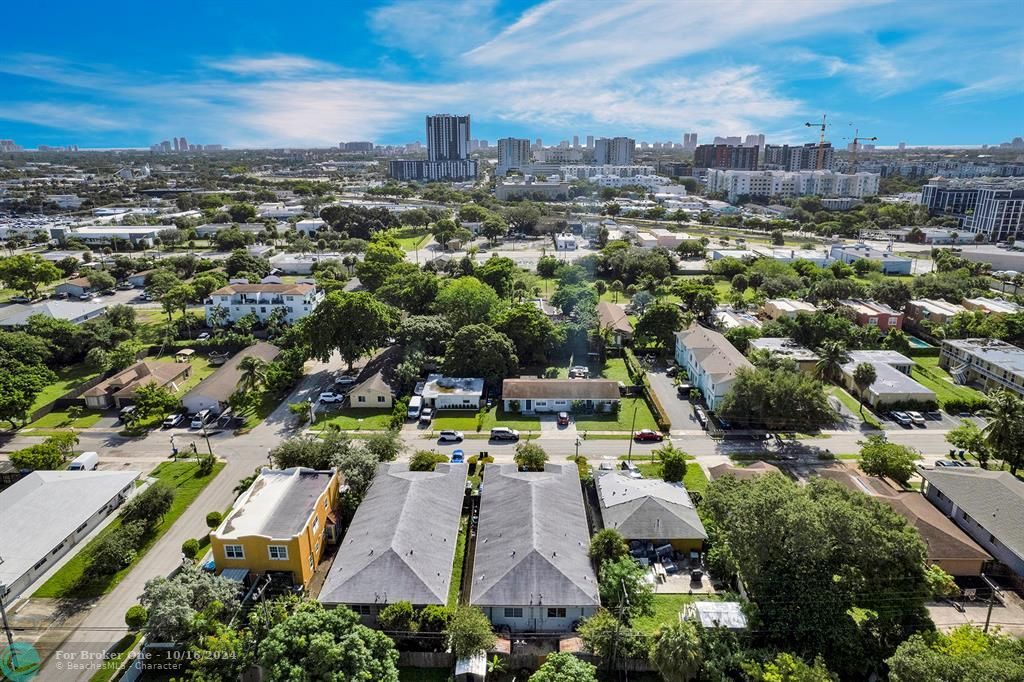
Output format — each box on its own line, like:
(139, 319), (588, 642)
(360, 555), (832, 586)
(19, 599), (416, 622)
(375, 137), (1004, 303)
(626, 405), (639, 462)
(575, 437), (582, 462)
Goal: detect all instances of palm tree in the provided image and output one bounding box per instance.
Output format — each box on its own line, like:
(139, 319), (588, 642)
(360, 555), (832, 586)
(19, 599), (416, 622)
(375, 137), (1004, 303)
(982, 390), (1024, 474)
(650, 621), (703, 682)
(852, 362), (877, 417)
(236, 357), (269, 398)
(610, 279), (624, 303)
(814, 341), (849, 384)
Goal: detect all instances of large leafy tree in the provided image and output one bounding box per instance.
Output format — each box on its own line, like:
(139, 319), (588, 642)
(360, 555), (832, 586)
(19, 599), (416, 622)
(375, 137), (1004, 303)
(982, 390), (1024, 473)
(303, 291), (399, 370)
(258, 601), (399, 681)
(396, 315), (452, 356)
(635, 302), (683, 354)
(529, 652), (597, 681)
(886, 625), (1024, 682)
(475, 256), (519, 299)
(0, 253), (61, 298)
(0, 359), (55, 428)
(946, 421), (990, 467)
(512, 442), (548, 471)
(597, 556), (654, 623)
(434, 276), (501, 329)
(355, 237), (406, 291)
(588, 528), (628, 574)
(133, 383), (181, 420)
(140, 568), (239, 643)
(858, 435), (921, 487)
(443, 324), (518, 385)
(700, 474), (933, 678)
(376, 267), (439, 314)
(719, 366), (834, 432)
(494, 303), (562, 364)
(445, 606), (496, 659)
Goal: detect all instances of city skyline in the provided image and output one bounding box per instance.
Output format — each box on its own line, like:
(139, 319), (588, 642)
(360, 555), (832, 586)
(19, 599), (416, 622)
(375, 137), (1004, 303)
(0, 0), (1021, 149)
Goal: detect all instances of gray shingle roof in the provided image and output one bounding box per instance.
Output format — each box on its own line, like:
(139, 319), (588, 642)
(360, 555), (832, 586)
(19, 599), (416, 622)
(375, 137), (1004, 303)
(182, 342), (280, 404)
(675, 323), (752, 379)
(595, 471), (707, 542)
(470, 464), (599, 608)
(919, 467), (1024, 559)
(319, 463), (466, 606)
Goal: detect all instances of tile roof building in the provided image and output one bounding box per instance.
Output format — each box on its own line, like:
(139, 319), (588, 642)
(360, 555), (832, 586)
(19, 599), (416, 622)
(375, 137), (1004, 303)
(595, 471), (707, 552)
(319, 463), (466, 618)
(596, 301), (633, 347)
(674, 323), (753, 410)
(82, 359), (192, 409)
(470, 464), (599, 632)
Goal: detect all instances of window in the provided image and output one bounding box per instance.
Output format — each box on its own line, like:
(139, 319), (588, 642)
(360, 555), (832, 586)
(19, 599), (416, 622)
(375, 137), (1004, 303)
(268, 546), (289, 560)
(377, 395), (385, 403)
(547, 607), (567, 618)
(357, 395), (366, 403)
(315, 541), (320, 555)
(312, 516), (320, 533)
(224, 545), (245, 559)
(355, 605), (373, 616)
(322, 497), (329, 509)
(309, 554), (314, 571)
(503, 608), (523, 618)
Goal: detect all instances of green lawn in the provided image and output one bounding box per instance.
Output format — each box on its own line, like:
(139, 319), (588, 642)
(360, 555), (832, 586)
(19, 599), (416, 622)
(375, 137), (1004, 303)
(633, 593), (721, 634)
(575, 397), (657, 432)
(628, 453), (708, 493)
(431, 407), (541, 433)
(392, 227), (432, 251)
(154, 355), (216, 394)
(316, 408), (394, 430)
(88, 632), (143, 682)
(26, 408), (104, 429)
(827, 386), (881, 429)
(34, 460), (225, 599)
(911, 357), (988, 406)
(30, 364), (102, 412)
(448, 516), (468, 607)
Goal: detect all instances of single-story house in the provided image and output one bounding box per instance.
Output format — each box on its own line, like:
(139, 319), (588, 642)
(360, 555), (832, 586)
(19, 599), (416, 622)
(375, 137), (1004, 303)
(747, 338), (819, 373)
(596, 301), (633, 347)
(0, 300), (108, 328)
(421, 375), (484, 410)
(595, 471), (707, 552)
(54, 277), (96, 298)
(348, 371), (394, 409)
(840, 350), (935, 408)
(0, 470), (140, 602)
(501, 378), (620, 414)
(919, 467), (1024, 577)
(761, 298), (817, 320)
(470, 464), (600, 632)
(182, 342), (281, 414)
(319, 463), (466, 621)
(83, 360), (192, 409)
(126, 270), (154, 288)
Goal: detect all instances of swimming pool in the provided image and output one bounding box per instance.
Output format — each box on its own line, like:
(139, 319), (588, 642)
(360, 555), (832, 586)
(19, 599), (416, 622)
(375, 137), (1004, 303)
(906, 335), (932, 349)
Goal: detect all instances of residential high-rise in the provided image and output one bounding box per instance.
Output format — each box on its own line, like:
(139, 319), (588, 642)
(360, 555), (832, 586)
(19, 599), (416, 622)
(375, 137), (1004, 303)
(713, 136), (742, 146)
(594, 137), (635, 165)
(745, 134), (765, 148)
(497, 137), (531, 176)
(920, 178), (1024, 242)
(586, 135), (594, 149)
(178, 136), (188, 151)
(762, 143), (834, 171)
(426, 114), (470, 162)
(693, 144), (758, 170)
(682, 133), (698, 151)
(341, 141), (374, 153)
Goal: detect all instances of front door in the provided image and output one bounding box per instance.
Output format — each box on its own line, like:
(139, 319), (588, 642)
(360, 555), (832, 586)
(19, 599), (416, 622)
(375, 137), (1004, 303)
(525, 399), (532, 412)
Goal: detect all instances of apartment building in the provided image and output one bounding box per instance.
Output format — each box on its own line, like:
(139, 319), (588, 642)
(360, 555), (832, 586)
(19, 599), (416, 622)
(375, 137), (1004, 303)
(762, 298), (817, 320)
(206, 281), (323, 325)
(920, 178), (1024, 242)
(675, 323), (753, 410)
(939, 338), (1024, 398)
(829, 243), (912, 275)
(905, 299), (968, 325)
(840, 299), (904, 333)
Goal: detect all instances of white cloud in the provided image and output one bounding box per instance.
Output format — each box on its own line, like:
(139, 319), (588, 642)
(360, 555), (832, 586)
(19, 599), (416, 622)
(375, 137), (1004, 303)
(0, 102), (124, 131)
(207, 55), (336, 77)
(369, 0), (499, 58)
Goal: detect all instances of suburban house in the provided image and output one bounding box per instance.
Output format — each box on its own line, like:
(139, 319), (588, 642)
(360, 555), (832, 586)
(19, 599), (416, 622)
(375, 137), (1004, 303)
(674, 323), (753, 410)
(501, 378), (620, 414)
(295, 218), (326, 235)
(919, 467), (1024, 577)
(421, 375), (485, 410)
(205, 281), (324, 325)
(0, 299), (107, 328)
(82, 359), (192, 409)
(708, 461), (782, 481)
(747, 337), (819, 373)
(762, 298), (817, 320)
(828, 243), (913, 275)
(348, 371), (394, 409)
(470, 464), (600, 632)
(818, 464), (990, 577)
(713, 307), (762, 330)
(211, 467), (343, 590)
(182, 342), (281, 414)
(55, 277), (102, 298)
(319, 463), (466, 620)
(596, 301), (633, 348)
(905, 299), (968, 326)
(126, 270), (154, 288)
(841, 350), (935, 407)
(840, 299), (905, 333)
(939, 338), (1024, 398)
(0, 470), (139, 601)
(962, 298), (1024, 316)
(595, 471), (707, 553)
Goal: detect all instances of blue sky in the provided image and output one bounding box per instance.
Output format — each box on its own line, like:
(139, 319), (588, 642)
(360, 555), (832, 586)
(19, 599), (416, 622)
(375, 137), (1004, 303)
(1, 0), (1021, 149)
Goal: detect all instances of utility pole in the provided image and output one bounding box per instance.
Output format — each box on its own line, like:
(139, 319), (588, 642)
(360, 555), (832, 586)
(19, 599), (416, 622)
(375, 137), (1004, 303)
(626, 405), (639, 462)
(981, 573), (1001, 633)
(0, 558), (18, 671)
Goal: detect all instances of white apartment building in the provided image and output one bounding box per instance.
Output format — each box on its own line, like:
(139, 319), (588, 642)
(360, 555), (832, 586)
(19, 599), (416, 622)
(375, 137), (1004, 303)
(591, 174), (669, 191)
(496, 137), (532, 176)
(206, 281), (324, 325)
(560, 164), (655, 179)
(939, 338), (1024, 398)
(705, 170), (880, 202)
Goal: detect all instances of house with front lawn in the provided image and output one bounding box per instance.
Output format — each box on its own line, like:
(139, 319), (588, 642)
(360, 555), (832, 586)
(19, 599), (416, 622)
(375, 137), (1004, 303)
(919, 467), (1024, 577)
(211, 467), (342, 591)
(182, 342), (281, 414)
(348, 371), (394, 409)
(501, 378), (620, 414)
(319, 463), (466, 621)
(596, 301), (633, 348)
(421, 375), (484, 410)
(840, 350), (936, 408)
(82, 359), (192, 409)
(674, 323), (753, 410)
(595, 471), (707, 552)
(470, 464), (600, 632)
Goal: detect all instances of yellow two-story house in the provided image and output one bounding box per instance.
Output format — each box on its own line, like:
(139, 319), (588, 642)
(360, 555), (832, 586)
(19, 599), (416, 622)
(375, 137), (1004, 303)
(211, 467), (343, 590)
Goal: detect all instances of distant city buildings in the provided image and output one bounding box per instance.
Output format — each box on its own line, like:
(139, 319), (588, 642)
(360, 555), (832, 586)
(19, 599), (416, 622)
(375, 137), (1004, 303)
(594, 137), (635, 165)
(919, 178), (1024, 242)
(340, 141), (374, 152)
(694, 144), (758, 170)
(762, 143), (835, 171)
(151, 138), (222, 152)
(496, 137), (532, 176)
(683, 132), (698, 151)
(705, 169), (880, 201)
(388, 114), (478, 181)
(0, 140), (24, 152)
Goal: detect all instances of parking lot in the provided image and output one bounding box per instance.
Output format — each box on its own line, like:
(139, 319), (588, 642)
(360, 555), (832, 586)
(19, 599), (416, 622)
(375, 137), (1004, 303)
(876, 408), (985, 431)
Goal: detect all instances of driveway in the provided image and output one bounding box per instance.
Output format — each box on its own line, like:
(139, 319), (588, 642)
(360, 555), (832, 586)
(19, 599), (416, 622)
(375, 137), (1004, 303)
(646, 368), (697, 431)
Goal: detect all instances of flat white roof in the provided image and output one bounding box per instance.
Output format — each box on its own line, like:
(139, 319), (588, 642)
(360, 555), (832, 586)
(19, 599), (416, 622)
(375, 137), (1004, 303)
(0, 470), (140, 593)
(214, 467), (334, 540)
(421, 374), (484, 398)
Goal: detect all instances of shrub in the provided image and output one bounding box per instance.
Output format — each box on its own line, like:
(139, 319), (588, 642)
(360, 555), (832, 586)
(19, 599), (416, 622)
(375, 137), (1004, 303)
(206, 511), (223, 529)
(121, 483), (175, 528)
(378, 600), (416, 632)
(125, 605), (149, 630)
(181, 538), (200, 559)
(198, 454), (215, 476)
(661, 448), (688, 483)
(390, 397), (409, 430)
(644, 387), (672, 433)
(90, 520), (147, 574)
(409, 450), (448, 472)
(943, 396), (990, 414)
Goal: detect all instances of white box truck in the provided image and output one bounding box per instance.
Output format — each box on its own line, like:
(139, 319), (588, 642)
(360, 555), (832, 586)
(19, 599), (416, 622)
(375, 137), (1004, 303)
(68, 451), (99, 471)
(407, 396), (423, 419)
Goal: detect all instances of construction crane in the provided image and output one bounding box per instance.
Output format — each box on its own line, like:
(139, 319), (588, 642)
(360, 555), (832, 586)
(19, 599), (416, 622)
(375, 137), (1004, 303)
(805, 114), (829, 170)
(849, 128), (878, 173)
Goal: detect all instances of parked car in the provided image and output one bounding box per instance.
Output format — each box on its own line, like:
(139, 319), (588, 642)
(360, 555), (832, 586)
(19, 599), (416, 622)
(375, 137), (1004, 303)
(9, 295), (30, 303)
(162, 413), (186, 428)
(598, 460), (616, 471)
(568, 366), (590, 378)
(676, 384), (692, 399)
(78, 292), (94, 301)
(694, 408), (708, 429)
(438, 430), (464, 443)
(419, 407), (434, 425)
(319, 391), (345, 404)
(450, 450), (465, 463)
(118, 405), (137, 423)
(907, 411), (926, 426)
(190, 409), (213, 429)
(117, 282), (134, 290)
(68, 451), (99, 471)
(634, 429), (664, 442)
(334, 374), (358, 387)
(666, 366), (679, 377)
(891, 411), (912, 427)
(489, 426), (520, 441)
(557, 411), (570, 426)
(196, 332), (211, 341)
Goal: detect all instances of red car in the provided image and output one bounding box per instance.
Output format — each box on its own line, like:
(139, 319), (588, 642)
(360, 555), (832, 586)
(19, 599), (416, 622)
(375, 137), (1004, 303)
(634, 429), (664, 442)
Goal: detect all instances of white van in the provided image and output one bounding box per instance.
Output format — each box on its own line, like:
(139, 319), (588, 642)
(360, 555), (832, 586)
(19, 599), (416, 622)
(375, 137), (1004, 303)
(407, 396), (423, 419)
(68, 451), (99, 471)
(190, 409), (213, 429)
